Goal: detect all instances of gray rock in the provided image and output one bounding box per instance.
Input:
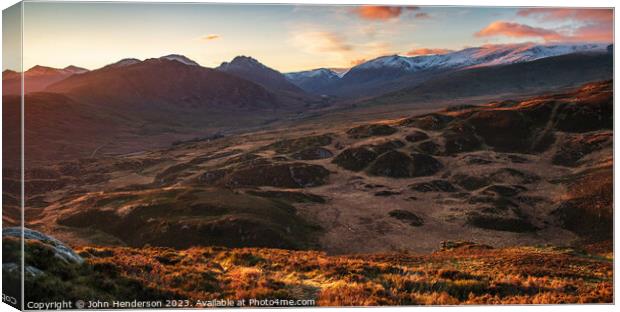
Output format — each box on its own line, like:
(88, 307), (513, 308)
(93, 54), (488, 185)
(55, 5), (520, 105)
(3, 227), (83, 264)
(3, 263), (45, 278)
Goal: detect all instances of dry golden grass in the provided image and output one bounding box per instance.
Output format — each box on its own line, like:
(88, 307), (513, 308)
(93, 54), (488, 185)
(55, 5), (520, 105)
(76, 242), (613, 306)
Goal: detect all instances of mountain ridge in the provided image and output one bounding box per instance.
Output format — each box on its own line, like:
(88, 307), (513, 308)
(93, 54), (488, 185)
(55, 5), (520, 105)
(284, 43), (610, 98)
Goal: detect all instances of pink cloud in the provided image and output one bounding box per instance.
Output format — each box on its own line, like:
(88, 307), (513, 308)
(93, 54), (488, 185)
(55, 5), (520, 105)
(517, 8), (612, 23)
(516, 8), (612, 43)
(406, 48), (453, 56)
(354, 5), (420, 21)
(475, 21), (563, 41)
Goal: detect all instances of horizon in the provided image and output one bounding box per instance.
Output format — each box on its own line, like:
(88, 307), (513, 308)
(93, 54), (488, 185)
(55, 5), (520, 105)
(4, 41), (613, 75)
(3, 3), (613, 72)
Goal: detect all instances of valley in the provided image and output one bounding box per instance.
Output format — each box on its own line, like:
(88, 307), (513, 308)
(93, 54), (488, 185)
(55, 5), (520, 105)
(2, 43), (614, 305)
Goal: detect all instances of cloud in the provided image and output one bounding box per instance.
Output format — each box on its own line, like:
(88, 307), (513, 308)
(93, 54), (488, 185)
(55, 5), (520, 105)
(406, 48), (453, 56)
(202, 34), (220, 41)
(475, 21), (563, 41)
(354, 5), (420, 21)
(350, 58), (367, 66)
(517, 8), (612, 23)
(516, 8), (612, 43)
(567, 23), (613, 43)
(291, 31), (352, 53)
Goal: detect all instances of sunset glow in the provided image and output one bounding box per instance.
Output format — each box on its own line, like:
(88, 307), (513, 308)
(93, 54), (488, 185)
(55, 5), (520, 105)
(5, 4), (614, 73)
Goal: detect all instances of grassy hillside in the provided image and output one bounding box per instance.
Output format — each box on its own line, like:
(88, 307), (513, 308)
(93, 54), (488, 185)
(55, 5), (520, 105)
(14, 237), (613, 305)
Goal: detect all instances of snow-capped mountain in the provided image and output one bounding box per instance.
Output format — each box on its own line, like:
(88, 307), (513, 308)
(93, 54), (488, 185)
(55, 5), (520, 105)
(160, 54), (200, 66)
(284, 68), (341, 94)
(354, 43), (608, 73)
(286, 68), (340, 81)
(104, 55), (200, 69)
(107, 58), (142, 68)
(326, 43), (609, 98)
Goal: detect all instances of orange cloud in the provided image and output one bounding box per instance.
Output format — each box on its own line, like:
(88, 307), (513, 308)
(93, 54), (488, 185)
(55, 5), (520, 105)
(202, 34), (220, 41)
(475, 21), (562, 41)
(354, 6), (419, 21)
(406, 48), (453, 56)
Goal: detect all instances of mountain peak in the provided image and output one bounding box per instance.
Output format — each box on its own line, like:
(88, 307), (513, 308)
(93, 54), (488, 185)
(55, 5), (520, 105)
(63, 65), (89, 74)
(26, 65), (62, 75)
(159, 54), (200, 66)
(219, 55), (268, 71)
(106, 58), (142, 68)
(351, 43), (609, 74)
(284, 68), (341, 94)
(285, 68), (339, 80)
(217, 56), (307, 97)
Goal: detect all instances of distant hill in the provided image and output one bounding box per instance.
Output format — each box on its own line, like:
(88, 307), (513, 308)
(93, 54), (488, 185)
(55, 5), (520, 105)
(2, 65), (88, 95)
(308, 43), (609, 98)
(285, 68), (341, 94)
(217, 56), (315, 105)
(365, 52), (612, 107)
(47, 56), (279, 111)
(9, 56), (306, 161)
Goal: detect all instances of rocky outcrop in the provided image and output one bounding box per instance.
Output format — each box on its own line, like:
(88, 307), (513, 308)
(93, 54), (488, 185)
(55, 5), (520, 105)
(3, 227), (83, 265)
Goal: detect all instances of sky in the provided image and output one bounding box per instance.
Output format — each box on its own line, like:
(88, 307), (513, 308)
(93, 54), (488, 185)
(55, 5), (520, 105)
(3, 3), (614, 72)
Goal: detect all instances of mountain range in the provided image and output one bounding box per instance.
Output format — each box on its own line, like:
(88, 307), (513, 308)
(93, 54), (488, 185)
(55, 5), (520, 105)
(285, 43), (610, 97)
(2, 43), (613, 161)
(3, 65), (88, 95)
